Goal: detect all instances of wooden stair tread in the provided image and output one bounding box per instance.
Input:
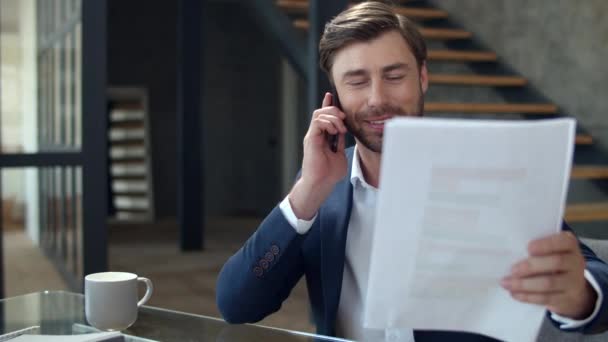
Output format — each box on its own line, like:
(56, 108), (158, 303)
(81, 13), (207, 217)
(293, 20), (472, 40)
(429, 74), (527, 86)
(394, 7), (449, 19)
(576, 134), (593, 145)
(277, 1), (448, 19)
(565, 203), (608, 223)
(571, 166), (608, 179)
(425, 103), (557, 114)
(275, 0), (307, 12)
(428, 50), (497, 62)
(420, 28), (472, 40)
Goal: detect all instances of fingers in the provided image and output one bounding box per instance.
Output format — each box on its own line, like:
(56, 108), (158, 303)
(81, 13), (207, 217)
(316, 114), (348, 134)
(315, 119), (340, 135)
(314, 93), (345, 120)
(502, 232), (596, 317)
(509, 292), (562, 308)
(337, 132), (346, 151)
(307, 93), (347, 151)
(528, 231), (579, 256)
(510, 253), (581, 278)
(502, 273), (570, 293)
(321, 92), (332, 108)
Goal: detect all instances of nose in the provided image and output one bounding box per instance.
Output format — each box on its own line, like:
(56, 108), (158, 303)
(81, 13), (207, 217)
(367, 81), (387, 108)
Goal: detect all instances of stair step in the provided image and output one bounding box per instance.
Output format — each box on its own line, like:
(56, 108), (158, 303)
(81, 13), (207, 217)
(429, 74), (527, 87)
(565, 203), (608, 223)
(275, 0), (307, 13)
(576, 134), (593, 145)
(293, 20), (472, 40)
(420, 28), (472, 40)
(428, 50), (497, 62)
(277, 1), (449, 19)
(425, 103), (557, 114)
(571, 166), (608, 179)
(394, 7), (449, 19)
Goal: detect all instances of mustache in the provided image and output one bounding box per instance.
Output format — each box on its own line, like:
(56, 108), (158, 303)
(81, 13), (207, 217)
(354, 104), (408, 119)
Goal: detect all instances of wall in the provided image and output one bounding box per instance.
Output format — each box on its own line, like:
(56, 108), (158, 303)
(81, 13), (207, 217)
(107, 1), (282, 218)
(430, 0), (608, 148)
(201, 2), (282, 216)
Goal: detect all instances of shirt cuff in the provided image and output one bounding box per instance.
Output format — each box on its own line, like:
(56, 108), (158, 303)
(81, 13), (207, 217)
(550, 269), (603, 329)
(279, 196), (317, 234)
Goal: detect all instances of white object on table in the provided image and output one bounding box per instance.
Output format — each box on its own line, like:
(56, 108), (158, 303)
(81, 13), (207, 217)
(85, 272), (153, 331)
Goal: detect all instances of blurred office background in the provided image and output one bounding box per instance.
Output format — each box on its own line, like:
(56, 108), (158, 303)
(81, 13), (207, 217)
(1, 0), (607, 334)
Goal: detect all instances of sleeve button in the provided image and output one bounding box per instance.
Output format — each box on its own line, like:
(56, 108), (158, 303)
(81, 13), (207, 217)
(270, 245), (280, 255)
(264, 252), (275, 262)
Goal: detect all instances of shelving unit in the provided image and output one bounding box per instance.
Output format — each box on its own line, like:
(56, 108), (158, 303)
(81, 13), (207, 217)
(107, 87), (154, 221)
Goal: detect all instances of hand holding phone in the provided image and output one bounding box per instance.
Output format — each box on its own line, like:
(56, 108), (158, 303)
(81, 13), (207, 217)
(288, 92), (349, 220)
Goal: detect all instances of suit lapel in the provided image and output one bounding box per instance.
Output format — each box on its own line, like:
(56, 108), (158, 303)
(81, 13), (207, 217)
(320, 147), (355, 334)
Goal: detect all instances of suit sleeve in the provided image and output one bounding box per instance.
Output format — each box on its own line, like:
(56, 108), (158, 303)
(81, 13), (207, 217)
(216, 205), (310, 324)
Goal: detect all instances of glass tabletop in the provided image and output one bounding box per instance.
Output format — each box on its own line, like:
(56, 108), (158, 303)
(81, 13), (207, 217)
(0, 291), (348, 342)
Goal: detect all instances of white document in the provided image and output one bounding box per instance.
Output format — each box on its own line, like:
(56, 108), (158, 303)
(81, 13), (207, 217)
(363, 118), (575, 342)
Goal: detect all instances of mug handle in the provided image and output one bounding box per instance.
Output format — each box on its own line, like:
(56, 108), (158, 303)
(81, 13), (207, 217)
(137, 277), (154, 307)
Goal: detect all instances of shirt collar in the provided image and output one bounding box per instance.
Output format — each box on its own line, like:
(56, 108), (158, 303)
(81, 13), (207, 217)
(350, 145), (375, 190)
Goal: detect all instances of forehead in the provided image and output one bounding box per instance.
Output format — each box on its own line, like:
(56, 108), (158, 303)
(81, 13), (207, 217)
(331, 30), (416, 80)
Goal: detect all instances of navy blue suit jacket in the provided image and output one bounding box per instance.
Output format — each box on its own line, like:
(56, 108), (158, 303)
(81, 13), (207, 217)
(217, 147), (608, 341)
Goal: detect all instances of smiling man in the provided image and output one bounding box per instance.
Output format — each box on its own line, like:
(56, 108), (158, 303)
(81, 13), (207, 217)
(216, 2), (608, 341)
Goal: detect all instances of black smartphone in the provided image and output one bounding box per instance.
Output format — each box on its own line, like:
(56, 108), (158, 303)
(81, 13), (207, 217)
(329, 88), (342, 153)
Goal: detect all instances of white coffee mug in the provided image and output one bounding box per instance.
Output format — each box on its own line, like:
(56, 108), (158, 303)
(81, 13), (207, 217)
(85, 272), (153, 331)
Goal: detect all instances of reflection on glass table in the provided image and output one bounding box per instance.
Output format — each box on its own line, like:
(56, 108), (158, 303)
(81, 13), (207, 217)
(0, 291), (350, 342)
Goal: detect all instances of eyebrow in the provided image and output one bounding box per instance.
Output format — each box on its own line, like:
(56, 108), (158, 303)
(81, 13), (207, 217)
(341, 62), (410, 82)
(382, 62), (410, 73)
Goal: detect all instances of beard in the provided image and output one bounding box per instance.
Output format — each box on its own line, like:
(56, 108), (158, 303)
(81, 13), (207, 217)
(344, 90), (425, 153)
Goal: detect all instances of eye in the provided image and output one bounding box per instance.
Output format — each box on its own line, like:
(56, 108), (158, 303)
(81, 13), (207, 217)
(346, 79), (368, 87)
(386, 74), (405, 81)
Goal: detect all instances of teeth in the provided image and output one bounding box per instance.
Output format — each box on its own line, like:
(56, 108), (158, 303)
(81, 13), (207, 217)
(370, 120), (385, 125)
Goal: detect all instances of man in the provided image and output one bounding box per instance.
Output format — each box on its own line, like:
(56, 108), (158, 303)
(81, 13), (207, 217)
(217, 2), (608, 341)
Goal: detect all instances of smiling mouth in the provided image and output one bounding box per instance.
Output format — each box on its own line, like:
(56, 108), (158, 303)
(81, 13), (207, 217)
(369, 119), (387, 125)
(365, 116), (392, 130)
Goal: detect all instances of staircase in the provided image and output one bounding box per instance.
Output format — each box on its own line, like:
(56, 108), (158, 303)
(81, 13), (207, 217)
(272, 0), (608, 237)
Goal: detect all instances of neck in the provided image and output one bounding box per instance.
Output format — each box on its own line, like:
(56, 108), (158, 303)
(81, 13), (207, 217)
(356, 143), (382, 188)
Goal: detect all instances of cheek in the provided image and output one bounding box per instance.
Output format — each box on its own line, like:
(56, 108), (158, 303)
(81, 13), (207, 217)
(399, 83), (422, 103)
(341, 97), (365, 118)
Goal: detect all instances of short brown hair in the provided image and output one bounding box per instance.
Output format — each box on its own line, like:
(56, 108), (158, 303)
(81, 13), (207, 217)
(319, 1), (427, 83)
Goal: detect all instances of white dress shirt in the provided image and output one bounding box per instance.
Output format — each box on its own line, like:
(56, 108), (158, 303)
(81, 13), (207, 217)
(279, 145), (603, 340)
